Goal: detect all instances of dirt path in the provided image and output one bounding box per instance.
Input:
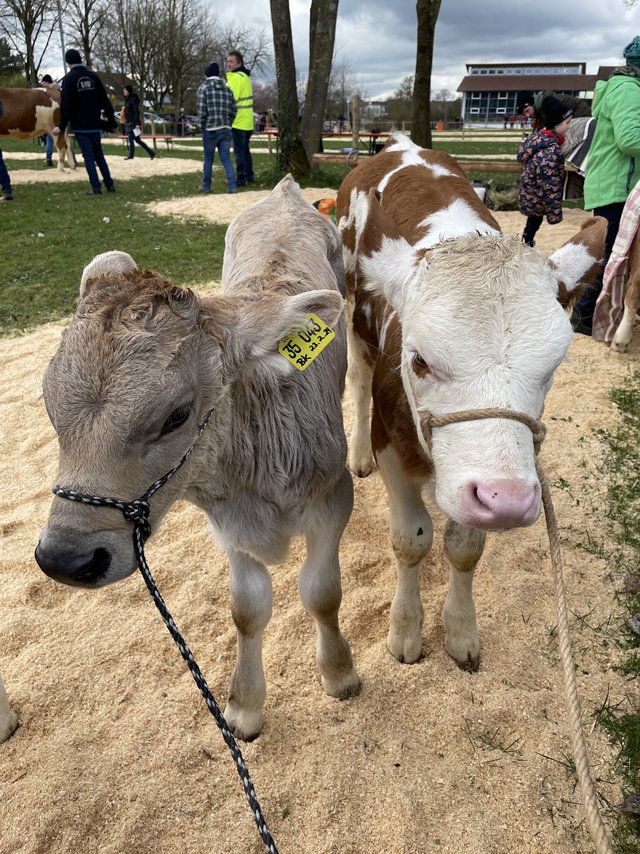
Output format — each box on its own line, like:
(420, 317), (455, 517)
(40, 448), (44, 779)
(0, 190), (637, 854)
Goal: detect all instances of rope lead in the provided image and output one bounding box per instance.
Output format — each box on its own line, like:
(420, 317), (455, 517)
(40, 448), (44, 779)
(54, 408), (279, 854)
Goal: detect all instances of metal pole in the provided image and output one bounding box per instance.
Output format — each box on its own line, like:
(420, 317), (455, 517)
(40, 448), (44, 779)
(56, 0), (66, 72)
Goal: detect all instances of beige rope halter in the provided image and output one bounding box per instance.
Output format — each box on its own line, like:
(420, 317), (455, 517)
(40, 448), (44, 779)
(419, 406), (613, 854)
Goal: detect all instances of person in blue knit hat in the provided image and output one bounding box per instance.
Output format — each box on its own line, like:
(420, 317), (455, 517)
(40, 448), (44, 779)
(570, 36), (640, 335)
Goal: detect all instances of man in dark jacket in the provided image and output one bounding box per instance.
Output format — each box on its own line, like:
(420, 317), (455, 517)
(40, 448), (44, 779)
(53, 49), (116, 195)
(516, 89), (590, 129)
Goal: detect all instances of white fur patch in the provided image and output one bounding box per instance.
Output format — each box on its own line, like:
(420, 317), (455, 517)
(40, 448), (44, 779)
(378, 134), (455, 194)
(415, 199), (500, 250)
(378, 304), (396, 350)
(360, 235), (417, 311)
(548, 242), (597, 292)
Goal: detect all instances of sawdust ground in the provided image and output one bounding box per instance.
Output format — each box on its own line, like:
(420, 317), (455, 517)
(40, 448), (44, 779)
(0, 182), (638, 854)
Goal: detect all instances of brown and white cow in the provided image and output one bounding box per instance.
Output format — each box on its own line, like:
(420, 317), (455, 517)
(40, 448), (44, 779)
(34, 176), (360, 741)
(337, 133), (606, 670)
(0, 86), (76, 170)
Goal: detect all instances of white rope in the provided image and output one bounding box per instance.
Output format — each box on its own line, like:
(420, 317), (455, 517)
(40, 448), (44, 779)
(538, 464), (613, 854)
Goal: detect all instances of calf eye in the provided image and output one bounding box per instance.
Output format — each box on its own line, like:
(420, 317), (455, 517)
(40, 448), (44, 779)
(160, 405), (192, 435)
(411, 353), (431, 378)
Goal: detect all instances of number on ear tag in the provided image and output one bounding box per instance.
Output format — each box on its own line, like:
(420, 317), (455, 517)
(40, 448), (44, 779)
(278, 313), (335, 371)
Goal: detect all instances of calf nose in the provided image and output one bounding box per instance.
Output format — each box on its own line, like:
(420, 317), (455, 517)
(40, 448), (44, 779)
(34, 542), (111, 586)
(463, 479), (540, 529)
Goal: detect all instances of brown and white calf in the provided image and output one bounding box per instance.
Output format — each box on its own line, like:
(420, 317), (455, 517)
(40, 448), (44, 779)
(337, 134), (605, 669)
(35, 176), (360, 740)
(0, 86), (76, 170)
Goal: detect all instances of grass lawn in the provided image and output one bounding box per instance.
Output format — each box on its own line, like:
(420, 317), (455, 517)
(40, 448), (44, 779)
(595, 376), (640, 852)
(0, 140), (352, 335)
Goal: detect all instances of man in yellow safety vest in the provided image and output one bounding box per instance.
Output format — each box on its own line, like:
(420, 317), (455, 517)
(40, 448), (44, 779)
(226, 50), (255, 186)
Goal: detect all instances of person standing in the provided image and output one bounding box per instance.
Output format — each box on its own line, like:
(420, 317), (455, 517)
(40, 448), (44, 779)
(53, 48), (116, 195)
(196, 62), (238, 194)
(0, 148), (13, 201)
(40, 74), (57, 167)
(569, 36), (640, 335)
(122, 85), (155, 160)
(516, 96), (572, 247)
(226, 50), (255, 186)
(516, 89), (590, 130)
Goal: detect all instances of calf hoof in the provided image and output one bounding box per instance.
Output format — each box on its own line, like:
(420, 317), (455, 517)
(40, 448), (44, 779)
(445, 638), (480, 673)
(223, 702), (263, 742)
(611, 340), (630, 354)
(321, 668), (361, 700)
(387, 629), (423, 664)
(348, 450), (374, 479)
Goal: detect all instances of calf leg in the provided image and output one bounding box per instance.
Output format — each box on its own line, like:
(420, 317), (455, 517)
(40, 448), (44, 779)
(611, 274), (640, 352)
(377, 444), (433, 663)
(347, 323), (375, 477)
(442, 520), (486, 672)
(224, 551), (272, 741)
(0, 675), (18, 742)
(299, 468), (360, 699)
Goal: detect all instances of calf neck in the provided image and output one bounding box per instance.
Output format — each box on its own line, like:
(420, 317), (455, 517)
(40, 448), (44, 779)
(337, 134), (606, 668)
(36, 176), (360, 740)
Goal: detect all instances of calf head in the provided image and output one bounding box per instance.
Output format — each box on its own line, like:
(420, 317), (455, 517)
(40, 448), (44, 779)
(36, 251), (343, 586)
(359, 194), (606, 529)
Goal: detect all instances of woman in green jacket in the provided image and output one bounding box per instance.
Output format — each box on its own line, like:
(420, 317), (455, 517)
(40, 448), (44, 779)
(571, 36), (640, 335)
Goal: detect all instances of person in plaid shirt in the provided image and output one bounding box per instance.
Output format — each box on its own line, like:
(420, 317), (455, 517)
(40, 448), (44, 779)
(196, 62), (238, 193)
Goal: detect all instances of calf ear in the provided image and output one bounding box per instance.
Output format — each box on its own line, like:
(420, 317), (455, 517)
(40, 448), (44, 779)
(547, 217), (606, 307)
(358, 188), (422, 313)
(205, 289), (345, 370)
(80, 250), (138, 297)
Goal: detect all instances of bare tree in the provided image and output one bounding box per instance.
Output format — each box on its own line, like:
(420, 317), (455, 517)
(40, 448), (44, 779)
(411, 0), (442, 148)
(0, 0), (59, 83)
(325, 59), (356, 127)
(269, 0), (309, 177)
(216, 22), (272, 75)
(64, 0), (108, 68)
(299, 0), (339, 170)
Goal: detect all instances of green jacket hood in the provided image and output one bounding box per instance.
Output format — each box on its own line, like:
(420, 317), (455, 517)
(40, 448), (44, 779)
(593, 73), (640, 117)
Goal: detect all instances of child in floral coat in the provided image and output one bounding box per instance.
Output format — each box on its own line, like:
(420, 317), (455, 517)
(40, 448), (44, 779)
(517, 96), (573, 246)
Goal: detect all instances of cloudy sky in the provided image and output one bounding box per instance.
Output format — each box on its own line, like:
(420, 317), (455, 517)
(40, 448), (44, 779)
(217, 0), (640, 100)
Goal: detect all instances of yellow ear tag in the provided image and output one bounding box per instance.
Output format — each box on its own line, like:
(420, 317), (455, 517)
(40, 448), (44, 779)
(278, 313), (335, 371)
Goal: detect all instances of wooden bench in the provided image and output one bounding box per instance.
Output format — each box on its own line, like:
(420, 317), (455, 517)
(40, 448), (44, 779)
(312, 152), (523, 172)
(114, 134), (174, 151)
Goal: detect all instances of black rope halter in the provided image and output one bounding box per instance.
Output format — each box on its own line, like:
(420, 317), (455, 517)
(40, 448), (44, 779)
(53, 409), (279, 854)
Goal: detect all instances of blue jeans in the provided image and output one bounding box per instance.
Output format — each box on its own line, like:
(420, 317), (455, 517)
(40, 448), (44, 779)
(202, 128), (236, 191)
(0, 148), (11, 194)
(45, 133), (54, 163)
(74, 131), (114, 193)
(126, 124), (154, 159)
(231, 128), (254, 184)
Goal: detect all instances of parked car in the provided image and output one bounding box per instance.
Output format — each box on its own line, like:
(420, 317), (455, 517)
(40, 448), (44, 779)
(155, 112), (199, 135)
(143, 112), (168, 128)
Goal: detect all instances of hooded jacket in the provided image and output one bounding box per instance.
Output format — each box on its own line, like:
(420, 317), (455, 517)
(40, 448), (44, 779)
(516, 130), (565, 223)
(583, 69), (640, 210)
(59, 64), (115, 134)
